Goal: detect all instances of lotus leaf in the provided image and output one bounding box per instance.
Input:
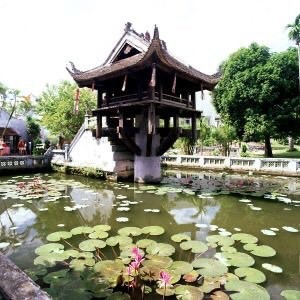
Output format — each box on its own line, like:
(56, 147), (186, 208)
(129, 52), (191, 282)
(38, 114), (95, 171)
(192, 258), (228, 277)
(94, 259), (124, 277)
(70, 226), (94, 235)
(262, 263), (283, 273)
(142, 226), (165, 235)
(46, 231), (72, 242)
(243, 244), (257, 251)
(168, 261), (193, 275)
(156, 287), (175, 296)
(280, 290), (300, 300)
(221, 246), (237, 253)
(35, 243), (64, 255)
(270, 227), (279, 231)
(206, 235), (235, 247)
(216, 252), (255, 267)
(180, 240), (208, 253)
(261, 229), (276, 236)
(183, 270), (199, 282)
(136, 239), (157, 248)
(211, 291), (229, 300)
(106, 235), (133, 247)
(77, 252), (94, 259)
(69, 257), (95, 271)
(107, 292), (131, 299)
(231, 233), (258, 244)
(116, 217), (129, 222)
(139, 265), (160, 281)
(146, 243), (175, 256)
(79, 239), (106, 251)
(143, 255), (173, 268)
(63, 249), (80, 259)
(174, 285), (203, 299)
(199, 278), (221, 293)
(93, 225), (111, 232)
(171, 233), (191, 243)
(88, 231), (109, 239)
(250, 245), (276, 257)
(234, 267), (266, 284)
(24, 266), (47, 281)
(282, 226), (299, 233)
(34, 253), (66, 266)
(43, 269), (69, 284)
(118, 227), (143, 237)
(225, 279), (270, 300)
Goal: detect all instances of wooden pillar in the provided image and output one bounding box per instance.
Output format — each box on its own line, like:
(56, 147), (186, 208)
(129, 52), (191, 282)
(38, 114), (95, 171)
(164, 117), (170, 129)
(159, 83), (163, 101)
(118, 111), (124, 138)
(192, 113), (197, 141)
(148, 103), (156, 134)
(173, 114), (179, 129)
(191, 92), (196, 109)
(186, 92), (190, 108)
(97, 90), (102, 108)
(96, 115), (102, 139)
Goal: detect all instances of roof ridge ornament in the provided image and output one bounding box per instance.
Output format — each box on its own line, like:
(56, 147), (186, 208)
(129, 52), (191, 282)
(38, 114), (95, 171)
(153, 25), (160, 40)
(66, 61), (81, 74)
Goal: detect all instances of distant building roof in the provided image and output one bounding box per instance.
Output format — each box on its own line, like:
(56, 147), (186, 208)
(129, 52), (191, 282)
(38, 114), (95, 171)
(67, 24), (220, 91)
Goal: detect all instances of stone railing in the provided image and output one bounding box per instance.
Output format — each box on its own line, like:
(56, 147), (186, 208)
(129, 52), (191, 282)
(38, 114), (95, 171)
(0, 155), (50, 172)
(161, 155), (300, 175)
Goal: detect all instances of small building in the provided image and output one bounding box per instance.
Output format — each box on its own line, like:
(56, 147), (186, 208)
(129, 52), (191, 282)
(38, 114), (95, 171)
(0, 110), (29, 155)
(67, 23), (219, 182)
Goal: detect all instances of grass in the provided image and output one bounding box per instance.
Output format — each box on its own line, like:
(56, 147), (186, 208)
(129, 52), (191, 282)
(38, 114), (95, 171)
(250, 147), (300, 159)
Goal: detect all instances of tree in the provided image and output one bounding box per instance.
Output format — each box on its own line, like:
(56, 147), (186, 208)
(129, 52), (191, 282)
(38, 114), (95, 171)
(286, 14), (300, 151)
(37, 81), (96, 140)
(26, 116), (40, 142)
(213, 44), (300, 157)
(211, 124), (236, 156)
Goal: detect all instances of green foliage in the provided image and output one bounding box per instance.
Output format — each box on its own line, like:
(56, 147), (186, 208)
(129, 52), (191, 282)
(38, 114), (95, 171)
(174, 137), (195, 155)
(37, 80), (96, 140)
(213, 44), (300, 157)
(211, 124), (236, 156)
(26, 116), (40, 141)
(286, 14), (300, 45)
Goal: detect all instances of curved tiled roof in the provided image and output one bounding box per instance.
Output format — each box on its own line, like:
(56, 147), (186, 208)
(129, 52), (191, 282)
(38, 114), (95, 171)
(68, 26), (220, 88)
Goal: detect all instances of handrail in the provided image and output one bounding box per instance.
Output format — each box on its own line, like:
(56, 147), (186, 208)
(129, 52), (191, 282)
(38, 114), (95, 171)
(69, 123), (85, 154)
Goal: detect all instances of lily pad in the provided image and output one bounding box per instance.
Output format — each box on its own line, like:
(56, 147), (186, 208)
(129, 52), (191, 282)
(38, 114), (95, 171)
(143, 255), (173, 268)
(43, 269), (69, 284)
(168, 261), (193, 275)
(182, 270), (199, 283)
(70, 226), (93, 235)
(280, 290), (300, 300)
(118, 227), (143, 237)
(136, 239), (157, 248)
(156, 287), (175, 297)
(211, 291), (229, 300)
(106, 235), (133, 247)
(35, 243), (64, 255)
(216, 252), (255, 267)
(250, 245), (276, 257)
(225, 279), (270, 300)
(146, 243), (175, 256)
(88, 231), (109, 239)
(79, 239), (106, 251)
(174, 285), (203, 299)
(206, 235), (235, 246)
(192, 258), (228, 277)
(231, 233), (258, 244)
(261, 229), (276, 236)
(282, 226), (299, 233)
(262, 263), (283, 273)
(171, 233), (191, 243)
(69, 257), (95, 271)
(46, 231), (72, 242)
(180, 240), (208, 253)
(142, 226), (165, 236)
(34, 253), (66, 266)
(234, 267), (266, 283)
(93, 225), (111, 232)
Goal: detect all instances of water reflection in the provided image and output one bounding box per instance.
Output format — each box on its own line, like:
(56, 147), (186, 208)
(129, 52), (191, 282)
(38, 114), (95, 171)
(0, 171), (299, 295)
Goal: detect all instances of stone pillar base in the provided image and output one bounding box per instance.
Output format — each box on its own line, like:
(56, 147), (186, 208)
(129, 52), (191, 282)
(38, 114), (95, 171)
(134, 156), (161, 183)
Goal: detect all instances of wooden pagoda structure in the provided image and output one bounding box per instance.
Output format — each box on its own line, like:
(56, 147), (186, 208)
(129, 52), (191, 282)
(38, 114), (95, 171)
(68, 23), (219, 182)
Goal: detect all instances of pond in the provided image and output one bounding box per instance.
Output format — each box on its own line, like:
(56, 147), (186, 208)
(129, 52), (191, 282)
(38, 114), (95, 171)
(0, 171), (300, 299)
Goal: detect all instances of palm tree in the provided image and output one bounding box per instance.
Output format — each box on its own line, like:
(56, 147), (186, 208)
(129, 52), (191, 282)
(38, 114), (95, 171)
(286, 14), (300, 151)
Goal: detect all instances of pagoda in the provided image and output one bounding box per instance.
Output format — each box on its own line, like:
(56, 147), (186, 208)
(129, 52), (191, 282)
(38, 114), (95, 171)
(67, 23), (219, 183)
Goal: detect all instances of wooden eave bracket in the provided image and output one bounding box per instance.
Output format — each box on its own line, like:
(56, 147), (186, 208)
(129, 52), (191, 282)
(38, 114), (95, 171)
(156, 127), (182, 156)
(117, 127), (141, 156)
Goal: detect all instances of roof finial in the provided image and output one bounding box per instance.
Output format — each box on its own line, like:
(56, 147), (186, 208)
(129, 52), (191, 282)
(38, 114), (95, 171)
(153, 25), (159, 40)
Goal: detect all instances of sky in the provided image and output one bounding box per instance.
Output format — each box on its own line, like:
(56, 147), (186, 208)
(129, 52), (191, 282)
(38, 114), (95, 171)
(0, 0), (299, 97)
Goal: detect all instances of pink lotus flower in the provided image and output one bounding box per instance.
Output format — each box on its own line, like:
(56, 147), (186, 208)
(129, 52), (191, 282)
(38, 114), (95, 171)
(159, 271), (172, 286)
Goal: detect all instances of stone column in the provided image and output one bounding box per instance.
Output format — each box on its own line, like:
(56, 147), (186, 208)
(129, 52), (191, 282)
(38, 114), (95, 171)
(134, 112), (161, 183)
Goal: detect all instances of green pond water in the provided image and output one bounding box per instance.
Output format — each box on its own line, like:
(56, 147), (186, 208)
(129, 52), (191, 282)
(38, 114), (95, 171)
(0, 170), (300, 299)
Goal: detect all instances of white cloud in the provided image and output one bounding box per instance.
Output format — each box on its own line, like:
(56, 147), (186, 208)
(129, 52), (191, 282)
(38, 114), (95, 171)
(0, 0), (299, 95)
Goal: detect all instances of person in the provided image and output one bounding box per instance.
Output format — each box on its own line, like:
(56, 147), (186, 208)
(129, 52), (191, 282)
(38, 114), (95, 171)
(18, 139), (24, 155)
